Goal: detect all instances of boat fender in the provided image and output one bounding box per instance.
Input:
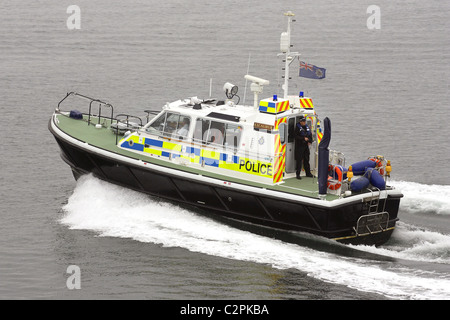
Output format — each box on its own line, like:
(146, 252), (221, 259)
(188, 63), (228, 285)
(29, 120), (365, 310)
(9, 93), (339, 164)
(364, 168), (386, 190)
(350, 176), (370, 192)
(350, 160), (376, 175)
(69, 110), (83, 120)
(385, 160), (392, 177)
(347, 166), (353, 182)
(327, 165), (343, 190)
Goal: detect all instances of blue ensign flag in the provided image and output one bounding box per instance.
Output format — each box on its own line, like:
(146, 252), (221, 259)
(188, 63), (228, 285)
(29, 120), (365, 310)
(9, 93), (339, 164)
(299, 61), (326, 79)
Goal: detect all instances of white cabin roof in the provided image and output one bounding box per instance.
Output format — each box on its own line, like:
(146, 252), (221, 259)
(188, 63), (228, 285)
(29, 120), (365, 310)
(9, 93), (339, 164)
(161, 96), (316, 128)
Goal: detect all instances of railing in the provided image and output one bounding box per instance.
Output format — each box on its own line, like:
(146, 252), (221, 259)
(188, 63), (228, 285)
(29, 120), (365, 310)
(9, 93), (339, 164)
(57, 92), (114, 126)
(366, 187), (388, 214)
(326, 150), (346, 196)
(112, 114), (144, 144)
(144, 110), (161, 123)
(354, 187), (390, 236)
(329, 150), (345, 167)
(57, 92), (162, 144)
(88, 100), (114, 126)
(354, 211), (389, 236)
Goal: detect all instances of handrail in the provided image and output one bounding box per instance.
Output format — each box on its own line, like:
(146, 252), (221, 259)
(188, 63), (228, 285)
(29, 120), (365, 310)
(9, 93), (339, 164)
(113, 114), (144, 144)
(143, 109), (162, 123)
(56, 92), (114, 126)
(88, 100), (114, 126)
(115, 114), (143, 127)
(57, 92), (74, 111)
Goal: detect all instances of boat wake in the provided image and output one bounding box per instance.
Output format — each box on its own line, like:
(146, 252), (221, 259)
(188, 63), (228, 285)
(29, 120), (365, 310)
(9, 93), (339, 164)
(392, 180), (450, 215)
(61, 175), (450, 300)
(349, 222), (450, 265)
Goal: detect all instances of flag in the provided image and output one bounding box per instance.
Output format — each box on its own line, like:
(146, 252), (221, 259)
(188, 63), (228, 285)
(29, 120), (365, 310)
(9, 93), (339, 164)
(299, 61), (326, 79)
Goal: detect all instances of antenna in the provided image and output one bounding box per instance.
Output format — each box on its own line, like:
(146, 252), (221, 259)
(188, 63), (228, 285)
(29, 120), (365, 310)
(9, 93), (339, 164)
(280, 11), (300, 99)
(209, 78), (212, 98)
(243, 53), (251, 105)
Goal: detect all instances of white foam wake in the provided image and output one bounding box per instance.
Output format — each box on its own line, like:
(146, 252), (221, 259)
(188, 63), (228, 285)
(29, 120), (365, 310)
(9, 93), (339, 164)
(61, 175), (450, 300)
(350, 222), (450, 265)
(393, 180), (450, 215)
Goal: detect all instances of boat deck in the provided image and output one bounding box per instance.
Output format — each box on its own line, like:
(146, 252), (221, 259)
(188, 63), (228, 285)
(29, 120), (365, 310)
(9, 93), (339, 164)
(53, 113), (339, 201)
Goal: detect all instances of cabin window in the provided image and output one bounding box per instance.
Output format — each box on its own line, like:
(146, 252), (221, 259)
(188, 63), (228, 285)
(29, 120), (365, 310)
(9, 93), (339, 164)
(224, 123), (242, 149)
(206, 121), (225, 145)
(174, 116), (190, 139)
(288, 117), (295, 143)
(193, 118), (211, 144)
(163, 112), (181, 137)
(193, 118), (242, 149)
(146, 112), (191, 140)
(279, 122), (287, 144)
(146, 112), (167, 135)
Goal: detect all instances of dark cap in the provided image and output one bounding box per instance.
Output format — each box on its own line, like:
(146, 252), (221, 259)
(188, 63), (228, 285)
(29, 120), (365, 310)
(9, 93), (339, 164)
(299, 116), (306, 122)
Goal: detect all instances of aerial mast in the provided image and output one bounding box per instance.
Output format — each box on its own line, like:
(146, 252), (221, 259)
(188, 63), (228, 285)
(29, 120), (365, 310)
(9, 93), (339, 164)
(280, 11), (300, 99)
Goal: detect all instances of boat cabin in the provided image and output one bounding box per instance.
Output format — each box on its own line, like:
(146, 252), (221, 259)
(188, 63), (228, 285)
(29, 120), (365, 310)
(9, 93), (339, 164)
(118, 93), (322, 186)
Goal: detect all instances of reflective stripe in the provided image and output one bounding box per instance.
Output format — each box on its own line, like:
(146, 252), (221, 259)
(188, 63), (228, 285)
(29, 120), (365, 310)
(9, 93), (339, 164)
(201, 149), (221, 160)
(145, 138), (163, 148)
(300, 98), (314, 109)
(221, 159), (273, 178)
(120, 135), (273, 179)
(162, 140), (182, 152)
(273, 134), (286, 183)
(315, 119), (323, 144)
(274, 117), (287, 130)
(186, 146), (201, 156)
(317, 131), (323, 144)
(144, 147), (162, 157)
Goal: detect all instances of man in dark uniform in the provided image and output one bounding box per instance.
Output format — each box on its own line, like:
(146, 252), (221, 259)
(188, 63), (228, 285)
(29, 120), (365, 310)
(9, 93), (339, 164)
(294, 116), (313, 179)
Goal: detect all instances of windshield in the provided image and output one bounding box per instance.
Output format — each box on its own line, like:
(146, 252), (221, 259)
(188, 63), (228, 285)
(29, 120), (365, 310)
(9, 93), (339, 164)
(145, 112), (191, 140)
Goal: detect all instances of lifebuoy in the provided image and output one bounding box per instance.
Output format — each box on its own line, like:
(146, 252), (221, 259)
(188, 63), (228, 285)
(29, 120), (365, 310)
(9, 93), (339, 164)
(369, 158), (385, 176)
(327, 165), (343, 190)
(369, 157), (380, 165)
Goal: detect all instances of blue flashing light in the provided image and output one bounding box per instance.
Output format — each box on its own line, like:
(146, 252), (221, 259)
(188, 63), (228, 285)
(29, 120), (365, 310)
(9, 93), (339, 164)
(273, 94), (278, 101)
(299, 91), (304, 97)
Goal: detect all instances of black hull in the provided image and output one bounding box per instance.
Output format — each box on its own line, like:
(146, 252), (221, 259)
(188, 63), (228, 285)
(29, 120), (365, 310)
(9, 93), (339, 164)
(51, 125), (401, 246)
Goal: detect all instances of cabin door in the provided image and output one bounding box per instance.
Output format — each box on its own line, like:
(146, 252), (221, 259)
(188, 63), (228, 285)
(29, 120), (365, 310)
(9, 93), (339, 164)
(285, 115), (318, 175)
(285, 116), (300, 173)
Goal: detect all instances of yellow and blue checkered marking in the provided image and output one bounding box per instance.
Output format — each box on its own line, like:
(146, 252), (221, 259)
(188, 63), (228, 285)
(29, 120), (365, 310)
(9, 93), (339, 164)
(258, 99), (290, 114)
(120, 136), (272, 178)
(258, 100), (277, 113)
(121, 137), (240, 167)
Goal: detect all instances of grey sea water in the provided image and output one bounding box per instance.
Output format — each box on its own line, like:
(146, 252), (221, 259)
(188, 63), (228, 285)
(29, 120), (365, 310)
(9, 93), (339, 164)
(0, 0), (449, 301)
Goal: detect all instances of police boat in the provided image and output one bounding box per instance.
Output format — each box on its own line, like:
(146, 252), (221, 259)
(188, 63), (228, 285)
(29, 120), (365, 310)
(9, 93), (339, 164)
(49, 12), (403, 246)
